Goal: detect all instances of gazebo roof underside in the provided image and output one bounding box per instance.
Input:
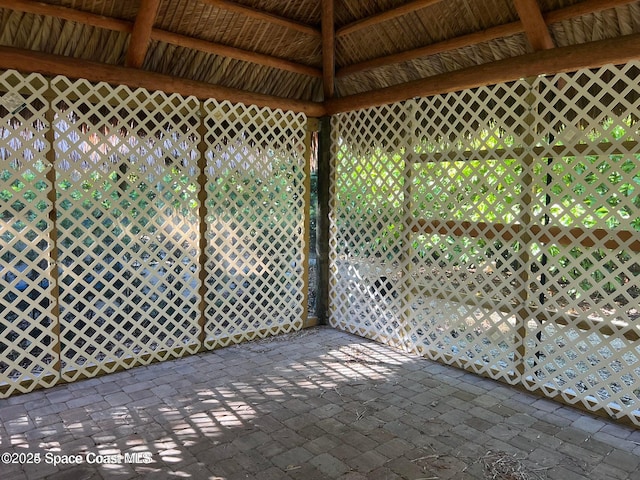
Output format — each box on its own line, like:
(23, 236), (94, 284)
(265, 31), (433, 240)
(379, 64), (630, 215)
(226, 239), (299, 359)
(0, 0), (639, 115)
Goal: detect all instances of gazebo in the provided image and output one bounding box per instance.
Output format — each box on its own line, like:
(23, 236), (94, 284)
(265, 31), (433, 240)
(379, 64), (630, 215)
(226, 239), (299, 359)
(1, 0), (640, 478)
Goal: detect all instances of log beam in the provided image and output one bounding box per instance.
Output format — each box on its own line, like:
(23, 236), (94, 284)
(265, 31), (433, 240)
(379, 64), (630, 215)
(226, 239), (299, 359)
(0, 0), (320, 77)
(336, 22), (523, 79)
(199, 0), (320, 37)
(336, 0), (445, 37)
(0, 46), (326, 116)
(126, 0), (162, 68)
(513, 0), (554, 50)
(0, 0), (131, 32)
(337, 0), (634, 78)
(151, 29), (322, 77)
(326, 33), (640, 114)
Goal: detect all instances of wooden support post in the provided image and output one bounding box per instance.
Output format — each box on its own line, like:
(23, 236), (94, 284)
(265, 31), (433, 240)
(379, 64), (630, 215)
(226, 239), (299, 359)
(321, 0), (335, 99)
(315, 116), (331, 324)
(44, 99), (62, 383)
(301, 118), (317, 328)
(196, 105), (211, 350)
(514, 78), (538, 377)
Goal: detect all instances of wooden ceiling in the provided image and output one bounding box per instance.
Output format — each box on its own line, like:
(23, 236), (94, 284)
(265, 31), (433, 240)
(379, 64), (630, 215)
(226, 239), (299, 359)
(0, 0), (639, 116)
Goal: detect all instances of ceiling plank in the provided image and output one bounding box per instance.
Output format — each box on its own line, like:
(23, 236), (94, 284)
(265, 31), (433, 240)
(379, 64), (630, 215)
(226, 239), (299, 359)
(322, 0), (335, 99)
(152, 29), (322, 77)
(513, 0), (554, 50)
(199, 0), (320, 37)
(0, 0), (320, 77)
(0, 45), (326, 116)
(126, 0), (162, 68)
(326, 33), (640, 114)
(337, 22), (523, 78)
(336, 0), (445, 38)
(337, 0), (635, 78)
(0, 0), (131, 32)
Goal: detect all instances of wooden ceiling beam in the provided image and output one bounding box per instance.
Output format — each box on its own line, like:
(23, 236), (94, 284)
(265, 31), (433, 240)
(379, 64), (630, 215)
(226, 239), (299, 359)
(513, 0), (554, 50)
(337, 22), (523, 78)
(336, 0), (445, 37)
(0, 46), (326, 116)
(322, 0), (335, 99)
(544, 0), (639, 23)
(199, 0), (320, 37)
(0, 0), (320, 77)
(326, 33), (640, 114)
(126, 0), (162, 68)
(152, 29), (322, 77)
(0, 0), (131, 32)
(337, 0), (635, 78)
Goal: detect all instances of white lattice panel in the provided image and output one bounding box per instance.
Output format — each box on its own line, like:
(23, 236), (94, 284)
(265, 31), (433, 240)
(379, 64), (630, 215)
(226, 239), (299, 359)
(525, 64), (640, 423)
(330, 64), (640, 423)
(405, 82), (531, 382)
(329, 103), (412, 349)
(202, 101), (307, 347)
(0, 70), (58, 396)
(51, 77), (202, 380)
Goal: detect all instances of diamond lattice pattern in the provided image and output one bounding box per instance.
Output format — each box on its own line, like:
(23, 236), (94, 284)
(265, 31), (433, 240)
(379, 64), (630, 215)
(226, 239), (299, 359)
(0, 71), (58, 395)
(525, 64), (640, 420)
(330, 66), (640, 424)
(330, 103), (412, 349)
(51, 77), (202, 380)
(0, 71), (310, 395)
(202, 101), (307, 347)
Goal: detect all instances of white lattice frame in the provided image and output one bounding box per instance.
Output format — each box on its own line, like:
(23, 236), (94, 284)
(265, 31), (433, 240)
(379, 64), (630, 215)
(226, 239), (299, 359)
(0, 70), (311, 395)
(330, 64), (640, 424)
(0, 71), (59, 396)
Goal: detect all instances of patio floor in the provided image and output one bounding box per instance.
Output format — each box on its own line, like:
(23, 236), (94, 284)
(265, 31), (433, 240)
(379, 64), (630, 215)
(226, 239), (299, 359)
(1, 326), (639, 480)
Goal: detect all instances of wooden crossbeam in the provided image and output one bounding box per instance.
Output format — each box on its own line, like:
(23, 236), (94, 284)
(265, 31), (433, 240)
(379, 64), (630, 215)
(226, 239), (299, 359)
(337, 22), (523, 79)
(513, 0), (554, 50)
(336, 0), (445, 37)
(0, 0), (320, 77)
(327, 33), (640, 113)
(151, 29), (322, 77)
(1, 0), (131, 32)
(0, 46), (326, 116)
(337, 0), (635, 78)
(322, 0), (335, 99)
(199, 0), (320, 37)
(126, 0), (162, 68)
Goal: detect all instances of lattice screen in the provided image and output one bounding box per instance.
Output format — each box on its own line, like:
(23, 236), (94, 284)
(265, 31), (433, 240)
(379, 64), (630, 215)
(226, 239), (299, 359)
(202, 101), (308, 348)
(330, 63), (640, 424)
(329, 103), (411, 349)
(0, 71), (309, 395)
(0, 71), (58, 396)
(51, 77), (202, 380)
(525, 64), (640, 420)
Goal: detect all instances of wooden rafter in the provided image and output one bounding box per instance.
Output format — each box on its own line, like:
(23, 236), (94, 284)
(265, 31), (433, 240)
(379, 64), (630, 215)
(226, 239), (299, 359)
(546, 0), (639, 23)
(0, 0), (320, 77)
(199, 0), (320, 37)
(337, 22), (523, 78)
(126, 0), (162, 68)
(2, 0), (131, 32)
(152, 29), (321, 77)
(326, 33), (640, 114)
(322, 0), (335, 99)
(337, 0), (636, 79)
(513, 0), (554, 50)
(0, 46), (325, 116)
(336, 0), (445, 37)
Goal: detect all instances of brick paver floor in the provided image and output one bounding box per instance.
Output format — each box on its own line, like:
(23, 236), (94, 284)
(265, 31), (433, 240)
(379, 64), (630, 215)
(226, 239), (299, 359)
(1, 327), (639, 479)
